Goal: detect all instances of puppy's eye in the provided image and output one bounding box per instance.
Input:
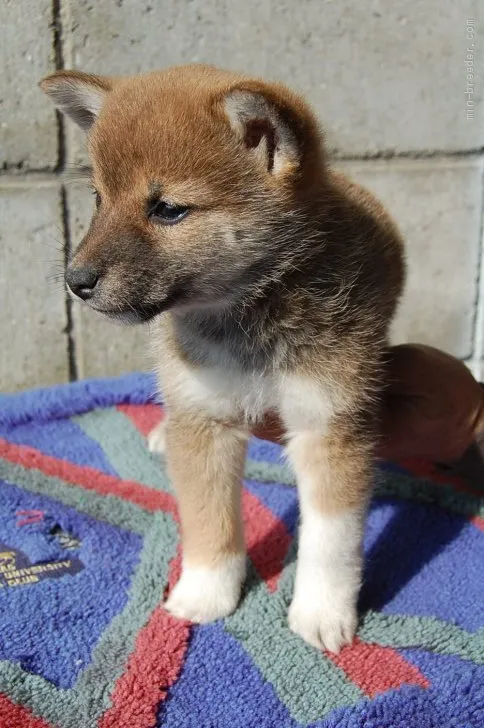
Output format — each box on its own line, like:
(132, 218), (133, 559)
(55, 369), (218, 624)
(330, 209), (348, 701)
(148, 200), (189, 225)
(93, 190), (101, 210)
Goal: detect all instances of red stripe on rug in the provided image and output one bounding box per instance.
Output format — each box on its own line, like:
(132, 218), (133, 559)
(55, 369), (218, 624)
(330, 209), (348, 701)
(330, 638), (429, 697)
(166, 546), (183, 592)
(99, 549), (190, 728)
(471, 515), (484, 531)
(0, 438), (177, 516)
(98, 608), (190, 728)
(242, 489), (291, 593)
(0, 694), (53, 728)
(399, 459), (481, 497)
(116, 404), (163, 438)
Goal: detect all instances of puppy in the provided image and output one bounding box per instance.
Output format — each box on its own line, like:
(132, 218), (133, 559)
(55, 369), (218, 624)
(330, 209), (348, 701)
(40, 65), (405, 653)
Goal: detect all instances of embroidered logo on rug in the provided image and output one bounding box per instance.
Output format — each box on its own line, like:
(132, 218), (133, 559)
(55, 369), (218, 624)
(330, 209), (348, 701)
(0, 514), (84, 589)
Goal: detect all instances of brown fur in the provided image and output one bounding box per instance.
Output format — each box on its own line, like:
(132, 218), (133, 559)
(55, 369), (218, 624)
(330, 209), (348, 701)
(287, 422), (374, 513)
(40, 64), (405, 650)
(165, 411), (247, 566)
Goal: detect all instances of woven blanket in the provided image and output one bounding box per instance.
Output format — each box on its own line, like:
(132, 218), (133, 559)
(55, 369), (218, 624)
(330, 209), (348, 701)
(0, 373), (483, 728)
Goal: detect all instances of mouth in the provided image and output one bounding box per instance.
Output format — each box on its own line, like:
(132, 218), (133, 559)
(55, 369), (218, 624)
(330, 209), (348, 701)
(67, 285), (188, 323)
(96, 302), (169, 324)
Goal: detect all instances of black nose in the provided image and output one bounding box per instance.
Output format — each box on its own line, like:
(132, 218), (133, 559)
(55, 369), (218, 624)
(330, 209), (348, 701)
(66, 265), (99, 300)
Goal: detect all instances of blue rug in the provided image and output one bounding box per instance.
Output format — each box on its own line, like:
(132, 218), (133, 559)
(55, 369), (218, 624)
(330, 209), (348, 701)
(0, 373), (483, 727)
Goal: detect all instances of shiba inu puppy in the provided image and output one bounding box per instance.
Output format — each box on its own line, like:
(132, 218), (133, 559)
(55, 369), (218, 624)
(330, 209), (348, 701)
(40, 65), (405, 652)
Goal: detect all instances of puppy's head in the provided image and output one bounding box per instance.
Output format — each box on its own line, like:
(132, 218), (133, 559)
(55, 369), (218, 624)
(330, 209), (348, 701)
(40, 65), (324, 322)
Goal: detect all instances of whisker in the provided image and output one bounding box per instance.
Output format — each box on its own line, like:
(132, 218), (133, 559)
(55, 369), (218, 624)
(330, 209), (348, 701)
(62, 167), (93, 185)
(34, 259), (65, 266)
(38, 237), (64, 253)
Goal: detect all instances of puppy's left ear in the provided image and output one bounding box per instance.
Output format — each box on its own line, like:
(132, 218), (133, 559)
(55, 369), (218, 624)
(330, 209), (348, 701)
(39, 70), (112, 132)
(222, 81), (314, 177)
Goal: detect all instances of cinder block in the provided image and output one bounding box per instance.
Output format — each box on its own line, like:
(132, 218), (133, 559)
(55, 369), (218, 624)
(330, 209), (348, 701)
(65, 0), (483, 164)
(0, 180), (69, 391)
(67, 185), (150, 378)
(336, 158), (483, 359)
(1, 0), (58, 169)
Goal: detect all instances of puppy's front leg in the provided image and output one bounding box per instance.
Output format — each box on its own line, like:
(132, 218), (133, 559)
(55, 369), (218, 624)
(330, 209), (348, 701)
(286, 422), (373, 653)
(164, 410), (248, 623)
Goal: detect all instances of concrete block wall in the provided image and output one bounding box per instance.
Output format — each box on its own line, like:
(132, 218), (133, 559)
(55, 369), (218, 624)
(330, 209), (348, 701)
(1, 0), (483, 391)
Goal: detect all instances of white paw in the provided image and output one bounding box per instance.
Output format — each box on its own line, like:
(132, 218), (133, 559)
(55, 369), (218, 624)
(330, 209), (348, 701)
(147, 420), (166, 455)
(288, 598), (358, 653)
(287, 506), (363, 653)
(164, 555), (246, 624)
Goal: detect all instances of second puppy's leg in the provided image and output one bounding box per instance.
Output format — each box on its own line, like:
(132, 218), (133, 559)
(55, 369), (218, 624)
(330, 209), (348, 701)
(164, 411), (248, 623)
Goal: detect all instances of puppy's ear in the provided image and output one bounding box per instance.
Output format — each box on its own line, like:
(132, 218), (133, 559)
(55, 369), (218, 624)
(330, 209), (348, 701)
(39, 71), (112, 132)
(223, 82), (310, 176)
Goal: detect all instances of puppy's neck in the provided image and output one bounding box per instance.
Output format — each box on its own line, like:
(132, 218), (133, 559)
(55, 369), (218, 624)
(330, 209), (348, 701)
(169, 267), (293, 373)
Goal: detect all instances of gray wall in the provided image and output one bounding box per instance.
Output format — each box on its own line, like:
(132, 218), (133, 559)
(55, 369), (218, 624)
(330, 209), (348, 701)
(1, 0), (483, 391)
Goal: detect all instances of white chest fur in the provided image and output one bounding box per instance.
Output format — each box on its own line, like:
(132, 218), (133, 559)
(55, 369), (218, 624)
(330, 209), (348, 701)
(170, 362), (277, 422)
(165, 358), (342, 434)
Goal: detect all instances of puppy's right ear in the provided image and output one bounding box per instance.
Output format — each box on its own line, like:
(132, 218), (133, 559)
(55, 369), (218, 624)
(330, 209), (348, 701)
(39, 71), (112, 132)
